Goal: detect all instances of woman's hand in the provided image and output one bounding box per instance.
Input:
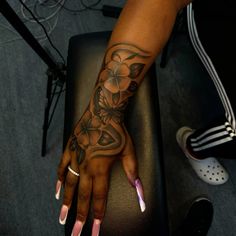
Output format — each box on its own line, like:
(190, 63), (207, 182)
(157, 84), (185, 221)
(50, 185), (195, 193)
(55, 108), (145, 235)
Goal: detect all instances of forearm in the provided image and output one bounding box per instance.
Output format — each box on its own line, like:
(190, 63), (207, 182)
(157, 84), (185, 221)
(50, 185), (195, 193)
(92, 0), (191, 108)
(71, 0), (191, 157)
(107, 0), (191, 71)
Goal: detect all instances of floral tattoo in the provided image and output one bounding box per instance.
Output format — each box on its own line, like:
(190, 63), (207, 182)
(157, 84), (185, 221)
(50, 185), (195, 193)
(69, 43), (151, 162)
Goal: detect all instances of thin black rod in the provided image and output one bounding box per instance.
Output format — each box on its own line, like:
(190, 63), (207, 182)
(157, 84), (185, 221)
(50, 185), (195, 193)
(41, 73), (54, 156)
(0, 0), (57, 69)
(48, 84), (64, 127)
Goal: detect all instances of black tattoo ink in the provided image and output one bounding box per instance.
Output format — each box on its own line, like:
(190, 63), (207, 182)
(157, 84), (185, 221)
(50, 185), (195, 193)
(77, 148), (85, 165)
(75, 110), (102, 148)
(112, 92), (120, 105)
(129, 63), (145, 78)
(91, 124), (123, 157)
(98, 131), (115, 146)
(128, 81), (138, 92)
(94, 87), (127, 124)
(69, 134), (80, 152)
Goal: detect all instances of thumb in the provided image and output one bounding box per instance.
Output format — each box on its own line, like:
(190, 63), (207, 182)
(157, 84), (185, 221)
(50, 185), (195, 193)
(121, 152), (138, 186)
(121, 134), (146, 212)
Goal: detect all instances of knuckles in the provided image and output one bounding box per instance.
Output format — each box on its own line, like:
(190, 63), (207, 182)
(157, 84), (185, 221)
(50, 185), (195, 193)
(93, 193), (107, 201)
(65, 175), (77, 188)
(78, 191), (90, 202)
(93, 211), (105, 220)
(76, 212), (87, 222)
(57, 166), (64, 179)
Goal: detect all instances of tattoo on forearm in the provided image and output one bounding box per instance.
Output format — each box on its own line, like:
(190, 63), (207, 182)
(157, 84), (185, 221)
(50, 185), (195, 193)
(94, 87), (127, 124)
(69, 43), (151, 162)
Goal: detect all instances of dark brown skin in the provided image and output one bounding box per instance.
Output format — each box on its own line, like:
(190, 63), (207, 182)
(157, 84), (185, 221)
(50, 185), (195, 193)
(56, 0), (191, 234)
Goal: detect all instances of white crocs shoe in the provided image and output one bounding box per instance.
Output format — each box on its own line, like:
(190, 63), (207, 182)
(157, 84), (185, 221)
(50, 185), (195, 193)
(176, 127), (229, 185)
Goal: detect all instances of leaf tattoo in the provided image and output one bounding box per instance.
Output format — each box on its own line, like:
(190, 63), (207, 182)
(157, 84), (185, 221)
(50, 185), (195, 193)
(129, 63), (145, 78)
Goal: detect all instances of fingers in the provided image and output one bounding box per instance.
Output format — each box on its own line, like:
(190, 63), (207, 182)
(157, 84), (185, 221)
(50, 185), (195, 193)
(55, 180), (62, 200)
(58, 140), (80, 225)
(121, 133), (146, 212)
(59, 155), (80, 225)
(122, 152), (146, 212)
(56, 135), (80, 200)
(56, 138), (74, 200)
(134, 178), (146, 212)
(121, 133), (138, 185)
(92, 173), (109, 236)
(92, 174), (109, 219)
(91, 174), (109, 236)
(57, 139), (73, 183)
(55, 151), (70, 200)
(71, 174), (92, 236)
(91, 219), (101, 236)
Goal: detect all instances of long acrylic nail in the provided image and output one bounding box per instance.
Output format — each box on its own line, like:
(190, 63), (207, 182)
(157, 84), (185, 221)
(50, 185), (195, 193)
(55, 180), (62, 200)
(59, 205), (68, 225)
(135, 179), (146, 212)
(71, 220), (83, 236)
(92, 219), (101, 236)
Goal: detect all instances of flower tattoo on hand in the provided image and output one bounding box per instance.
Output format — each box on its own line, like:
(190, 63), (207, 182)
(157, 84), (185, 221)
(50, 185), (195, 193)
(75, 110), (102, 149)
(100, 55), (131, 94)
(99, 47), (148, 95)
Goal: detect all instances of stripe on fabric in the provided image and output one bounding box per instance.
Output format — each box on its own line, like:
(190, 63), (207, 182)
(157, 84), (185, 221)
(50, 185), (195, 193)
(187, 3), (236, 131)
(193, 136), (233, 151)
(190, 125), (225, 142)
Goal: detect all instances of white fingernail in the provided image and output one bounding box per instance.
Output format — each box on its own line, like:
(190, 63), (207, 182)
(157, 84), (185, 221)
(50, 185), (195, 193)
(59, 205), (68, 225)
(135, 179), (146, 212)
(139, 198), (146, 212)
(92, 219), (101, 236)
(55, 180), (62, 200)
(71, 220), (83, 236)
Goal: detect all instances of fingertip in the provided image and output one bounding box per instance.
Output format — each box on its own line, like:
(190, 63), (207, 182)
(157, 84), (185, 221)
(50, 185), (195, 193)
(59, 205), (69, 225)
(92, 219), (101, 236)
(139, 199), (146, 213)
(121, 153), (138, 187)
(71, 220), (84, 236)
(55, 180), (62, 200)
(134, 178), (146, 213)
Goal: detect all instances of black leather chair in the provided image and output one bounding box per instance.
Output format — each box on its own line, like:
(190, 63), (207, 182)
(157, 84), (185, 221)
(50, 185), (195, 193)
(63, 31), (169, 236)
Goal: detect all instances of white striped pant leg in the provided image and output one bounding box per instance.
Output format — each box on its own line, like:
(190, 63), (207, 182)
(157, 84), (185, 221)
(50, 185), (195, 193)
(187, 3), (236, 131)
(186, 119), (236, 159)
